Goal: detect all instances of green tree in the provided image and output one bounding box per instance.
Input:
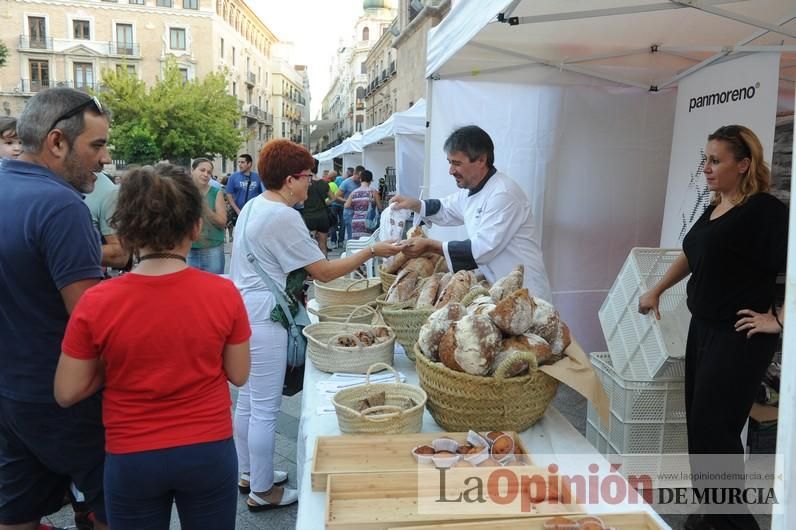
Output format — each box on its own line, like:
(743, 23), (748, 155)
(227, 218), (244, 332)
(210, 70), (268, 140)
(100, 60), (244, 162)
(0, 41), (8, 68)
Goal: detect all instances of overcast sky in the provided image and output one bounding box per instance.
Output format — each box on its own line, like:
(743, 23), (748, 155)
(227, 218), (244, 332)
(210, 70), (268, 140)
(250, 0), (364, 119)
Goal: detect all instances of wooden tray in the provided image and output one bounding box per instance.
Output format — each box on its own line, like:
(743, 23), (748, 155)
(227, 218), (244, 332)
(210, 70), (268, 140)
(326, 469), (582, 530)
(312, 431), (530, 491)
(388, 511), (665, 529)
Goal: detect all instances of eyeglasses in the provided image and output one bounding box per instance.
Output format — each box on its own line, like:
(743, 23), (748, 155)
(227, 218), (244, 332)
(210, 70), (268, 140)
(49, 96), (103, 132)
(291, 172), (313, 179)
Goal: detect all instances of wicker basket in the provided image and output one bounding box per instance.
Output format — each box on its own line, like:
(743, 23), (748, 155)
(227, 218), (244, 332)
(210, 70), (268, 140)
(378, 300), (433, 362)
(332, 363), (427, 434)
(302, 323), (395, 374)
(414, 345), (559, 432)
(314, 277), (382, 309)
(307, 303), (377, 325)
(379, 265), (398, 293)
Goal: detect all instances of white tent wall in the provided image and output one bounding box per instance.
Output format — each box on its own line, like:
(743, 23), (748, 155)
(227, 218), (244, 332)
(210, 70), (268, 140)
(316, 159), (333, 175)
(426, 70), (675, 353)
(395, 134), (425, 198)
(342, 153), (363, 174)
(362, 142), (394, 185)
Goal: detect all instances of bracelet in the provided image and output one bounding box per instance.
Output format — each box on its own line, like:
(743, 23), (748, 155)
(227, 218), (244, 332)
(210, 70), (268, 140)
(369, 244), (375, 257)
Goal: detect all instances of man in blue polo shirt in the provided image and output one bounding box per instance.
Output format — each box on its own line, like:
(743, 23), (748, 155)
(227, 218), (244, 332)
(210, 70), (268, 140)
(225, 153), (263, 239)
(0, 88), (111, 530)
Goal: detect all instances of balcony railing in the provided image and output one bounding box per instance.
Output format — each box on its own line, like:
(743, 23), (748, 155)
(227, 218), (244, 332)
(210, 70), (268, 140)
(246, 71), (256, 86)
(19, 78), (51, 93)
(55, 80), (104, 92)
(19, 35), (53, 50)
(18, 35), (140, 56)
(108, 42), (139, 56)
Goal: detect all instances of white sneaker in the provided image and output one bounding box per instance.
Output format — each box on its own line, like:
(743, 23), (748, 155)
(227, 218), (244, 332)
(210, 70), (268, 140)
(247, 487), (298, 511)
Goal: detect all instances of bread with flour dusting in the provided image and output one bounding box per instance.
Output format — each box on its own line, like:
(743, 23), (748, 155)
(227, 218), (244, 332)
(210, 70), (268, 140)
(438, 314), (501, 375)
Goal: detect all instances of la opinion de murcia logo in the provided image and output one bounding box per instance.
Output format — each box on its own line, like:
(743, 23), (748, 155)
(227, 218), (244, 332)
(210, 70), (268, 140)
(688, 82), (760, 112)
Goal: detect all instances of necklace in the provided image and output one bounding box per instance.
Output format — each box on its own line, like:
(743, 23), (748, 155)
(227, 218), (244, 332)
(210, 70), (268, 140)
(138, 253), (187, 262)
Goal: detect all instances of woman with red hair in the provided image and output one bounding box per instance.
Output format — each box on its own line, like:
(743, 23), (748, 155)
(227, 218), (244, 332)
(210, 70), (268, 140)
(229, 140), (401, 510)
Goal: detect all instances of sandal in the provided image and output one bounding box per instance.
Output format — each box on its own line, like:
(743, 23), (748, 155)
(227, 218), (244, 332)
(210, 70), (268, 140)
(238, 470), (289, 494)
(246, 487), (298, 511)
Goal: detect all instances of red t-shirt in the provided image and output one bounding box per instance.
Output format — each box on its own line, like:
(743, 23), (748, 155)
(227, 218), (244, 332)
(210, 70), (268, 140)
(62, 268), (251, 454)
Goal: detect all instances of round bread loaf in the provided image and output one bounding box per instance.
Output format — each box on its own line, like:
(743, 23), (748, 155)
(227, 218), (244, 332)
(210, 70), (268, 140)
(418, 302), (465, 360)
(527, 297), (560, 343)
(438, 314), (501, 375)
(488, 288), (535, 335)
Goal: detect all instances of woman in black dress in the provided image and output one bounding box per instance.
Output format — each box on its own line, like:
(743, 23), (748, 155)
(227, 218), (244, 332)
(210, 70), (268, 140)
(639, 125), (787, 530)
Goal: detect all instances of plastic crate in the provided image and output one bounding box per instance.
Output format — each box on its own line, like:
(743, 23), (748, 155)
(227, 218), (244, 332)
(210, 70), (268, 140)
(599, 248), (691, 379)
(591, 352), (685, 423)
(586, 420), (691, 486)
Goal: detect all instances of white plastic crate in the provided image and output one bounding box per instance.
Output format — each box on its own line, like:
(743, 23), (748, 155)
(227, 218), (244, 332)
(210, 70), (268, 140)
(587, 402), (687, 454)
(599, 248), (691, 379)
(586, 420), (692, 487)
(590, 352), (685, 423)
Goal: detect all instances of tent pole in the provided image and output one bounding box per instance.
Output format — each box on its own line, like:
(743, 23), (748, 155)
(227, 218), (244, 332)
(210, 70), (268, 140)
(422, 77), (433, 202)
(674, 1), (796, 39)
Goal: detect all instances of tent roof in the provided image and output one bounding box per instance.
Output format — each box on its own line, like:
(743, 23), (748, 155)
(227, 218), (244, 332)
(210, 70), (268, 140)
(314, 132), (364, 162)
(427, 0), (796, 90)
(361, 99), (427, 147)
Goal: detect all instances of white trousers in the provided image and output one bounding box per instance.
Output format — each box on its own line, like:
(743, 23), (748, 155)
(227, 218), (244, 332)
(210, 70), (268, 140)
(233, 320), (287, 492)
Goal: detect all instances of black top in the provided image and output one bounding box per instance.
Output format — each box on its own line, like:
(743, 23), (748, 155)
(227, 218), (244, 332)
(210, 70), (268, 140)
(303, 179), (330, 218)
(683, 192), (787, 322)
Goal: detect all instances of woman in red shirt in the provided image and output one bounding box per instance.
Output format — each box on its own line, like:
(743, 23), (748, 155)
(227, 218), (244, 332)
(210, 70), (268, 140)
(54, 163), (251, 530)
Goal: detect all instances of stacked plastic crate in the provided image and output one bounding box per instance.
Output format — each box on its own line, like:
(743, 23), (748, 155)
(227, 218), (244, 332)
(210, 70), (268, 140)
(588, 248), (691, 480)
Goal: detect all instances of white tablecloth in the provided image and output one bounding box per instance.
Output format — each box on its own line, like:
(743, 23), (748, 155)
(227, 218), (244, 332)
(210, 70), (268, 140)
(296, 301), (670, 529)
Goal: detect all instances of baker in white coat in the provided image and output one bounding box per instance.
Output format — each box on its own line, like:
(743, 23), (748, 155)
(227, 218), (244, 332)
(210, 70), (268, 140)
(391, 125), (552, 302)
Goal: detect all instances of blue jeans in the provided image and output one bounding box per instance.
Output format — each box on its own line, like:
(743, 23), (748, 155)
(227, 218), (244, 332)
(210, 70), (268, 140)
(187, 244), (225, 274)
(343, 208), (354, 242)
(330, 205), (344, 243)
(104, 438), (237, 530)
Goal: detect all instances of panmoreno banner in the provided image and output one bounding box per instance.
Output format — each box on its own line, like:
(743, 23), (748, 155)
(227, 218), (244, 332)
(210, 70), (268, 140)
(660, 53), (780, 247)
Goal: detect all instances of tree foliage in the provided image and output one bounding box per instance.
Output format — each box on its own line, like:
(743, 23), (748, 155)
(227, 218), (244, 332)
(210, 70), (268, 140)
(100, 60), (244, 162)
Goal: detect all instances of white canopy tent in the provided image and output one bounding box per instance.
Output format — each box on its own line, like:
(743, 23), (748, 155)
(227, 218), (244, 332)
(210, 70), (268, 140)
(313, 132), (364, 172)
(425, 1), (796, 526)
(361, 99), (427, 197)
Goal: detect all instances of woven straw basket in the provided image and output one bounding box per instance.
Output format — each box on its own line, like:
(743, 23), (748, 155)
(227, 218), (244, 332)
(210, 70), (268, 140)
(332, 363), (427, 434)
(307, 303), (377, 325)
(314, 277), (382, 309)
(302, 323), (395, 374)
(377, 297), (433, 362)
(379, 265), (398, 293)
(414, 345), (559, 432)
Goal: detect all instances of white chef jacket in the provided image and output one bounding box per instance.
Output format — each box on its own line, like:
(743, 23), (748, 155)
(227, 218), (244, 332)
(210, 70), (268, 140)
(420, 170), (552, 303)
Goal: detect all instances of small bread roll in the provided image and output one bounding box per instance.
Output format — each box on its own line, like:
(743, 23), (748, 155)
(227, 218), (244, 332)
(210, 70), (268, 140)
(418, 303), (465, 360)
(527, 297), (560, 343)
(489, 265), (524, 302)
(435, 270), (472, 308)
(487, 288), (535, 335)
(407, 225), (427, 239)
(439, 314), (501, 376)
(385, 269), (419, 303)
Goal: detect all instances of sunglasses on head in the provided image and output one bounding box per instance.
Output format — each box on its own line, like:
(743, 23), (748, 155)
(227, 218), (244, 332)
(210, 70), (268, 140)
(49, 96), (103, 132)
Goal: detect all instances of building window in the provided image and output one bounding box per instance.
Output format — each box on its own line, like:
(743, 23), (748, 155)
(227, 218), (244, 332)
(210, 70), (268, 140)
(115, 24), (134, 55)
(116, 64), (136, 76)
(28, 17), (47, 48)
(183, 0), (198, 9)
(362, 27), (369, 41)
(170, 28), (186, 50)
(232, 81), (237, 96)
(157, 0), (172, 7)
(220, 37), (224, 58)
(73, 62), (94, 90)
(73, 20), (90, 40)
(231, 46), (236, 66)
(179, 68), (189, 82)
(360, 61), (366, 74)
(29, 60), (49, 92)
(129, 0), (145, 4)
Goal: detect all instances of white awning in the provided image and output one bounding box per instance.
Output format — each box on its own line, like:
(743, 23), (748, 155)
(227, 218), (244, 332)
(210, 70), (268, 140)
(360, 99), (427, 147)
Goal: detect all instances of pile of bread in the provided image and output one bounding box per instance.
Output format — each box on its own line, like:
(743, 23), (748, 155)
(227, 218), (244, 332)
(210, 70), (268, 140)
(417, 265), (571, 377)
(382, 227), (453, 306)
(335, 328), (391, 347)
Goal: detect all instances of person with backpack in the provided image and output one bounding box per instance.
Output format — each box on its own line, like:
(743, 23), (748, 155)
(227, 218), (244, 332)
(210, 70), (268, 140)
(345, 169), (381, 240)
